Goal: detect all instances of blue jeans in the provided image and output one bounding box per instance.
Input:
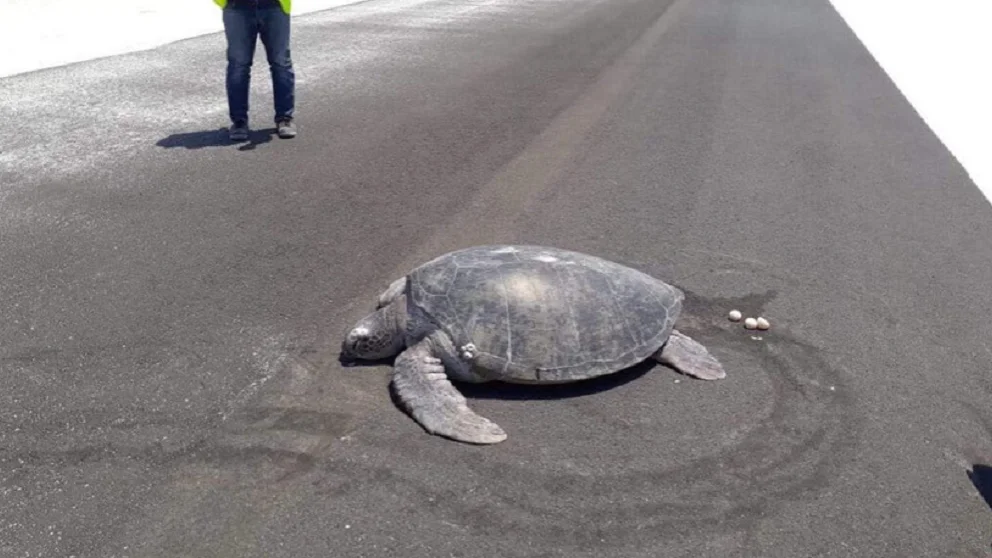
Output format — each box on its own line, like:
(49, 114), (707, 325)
(223, 5), (295, 125)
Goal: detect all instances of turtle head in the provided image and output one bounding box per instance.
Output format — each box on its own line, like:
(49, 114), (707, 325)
(340, 302), (406, 364)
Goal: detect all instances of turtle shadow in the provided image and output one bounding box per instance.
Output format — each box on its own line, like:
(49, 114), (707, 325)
(342, 350), (660, 402)
(967, 464), (992, 511)
(455, 361), (657, 400)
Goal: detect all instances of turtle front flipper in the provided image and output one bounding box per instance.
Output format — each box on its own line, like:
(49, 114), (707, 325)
(654, 329), (727, 380)
(391, 340), (508, 444)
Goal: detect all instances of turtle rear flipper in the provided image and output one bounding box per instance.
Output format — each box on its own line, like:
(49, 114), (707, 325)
(655, 329), (727, 380)
(391, 341), (508, 444)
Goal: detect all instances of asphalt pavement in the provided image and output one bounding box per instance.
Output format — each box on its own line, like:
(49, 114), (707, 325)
(2, 0), (992, 556)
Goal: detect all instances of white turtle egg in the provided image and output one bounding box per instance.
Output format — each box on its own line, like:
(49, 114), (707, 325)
(744, 317), (757, 329)
(756, 317), (770, 330)
(728, 310), (742, 322)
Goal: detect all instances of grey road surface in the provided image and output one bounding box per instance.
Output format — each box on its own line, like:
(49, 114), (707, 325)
(2, 0), (992, 556)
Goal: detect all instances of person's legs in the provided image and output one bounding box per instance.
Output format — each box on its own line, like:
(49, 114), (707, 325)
(223, 7), (259, 138)
(258, 6), (296, 137)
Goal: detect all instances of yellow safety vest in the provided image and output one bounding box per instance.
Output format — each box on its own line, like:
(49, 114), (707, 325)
(214, 0), (291, 14)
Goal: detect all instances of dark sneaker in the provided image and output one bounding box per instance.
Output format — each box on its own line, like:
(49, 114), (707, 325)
(276, 118), (297, 139)
(229, 121), (249, 142)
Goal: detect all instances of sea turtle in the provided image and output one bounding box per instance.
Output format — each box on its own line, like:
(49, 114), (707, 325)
(339, 245), (726, 444)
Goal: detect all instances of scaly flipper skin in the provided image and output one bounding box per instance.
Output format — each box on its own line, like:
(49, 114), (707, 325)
(391, 340), (508, 444)
(655, 329), (727, 380)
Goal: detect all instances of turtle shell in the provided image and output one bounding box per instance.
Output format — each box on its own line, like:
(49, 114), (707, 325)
(406, 245), (682, 383)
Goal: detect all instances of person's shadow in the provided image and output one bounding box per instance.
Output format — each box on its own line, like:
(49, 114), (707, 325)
(968, 464), (992, 511)
(156, 127), (277, 151)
